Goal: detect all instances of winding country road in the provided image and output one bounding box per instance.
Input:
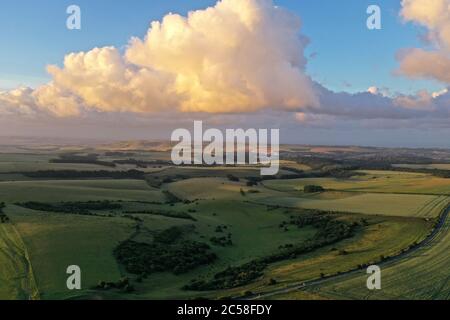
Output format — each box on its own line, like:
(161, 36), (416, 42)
(244, 206), (450, 300)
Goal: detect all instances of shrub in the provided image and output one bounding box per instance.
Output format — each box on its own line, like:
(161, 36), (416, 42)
(303, 185), (325, 193)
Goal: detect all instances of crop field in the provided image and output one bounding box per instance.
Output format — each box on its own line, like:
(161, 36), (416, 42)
(166, 177), (259, 200)
(6, 206), (134, 300)
(254, 193), (449, 217)
(263, 170), (450, 194)
(0, 222), (39, 300)
(0, 147), (449, 300)
(0, 179), (164, 202)
(211, 214), (433, 298)
(298, 212), (450, 300)
(393, 163), (450, 170)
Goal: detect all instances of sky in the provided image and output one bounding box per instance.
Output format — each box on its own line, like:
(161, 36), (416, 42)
(0, 0), (450, 147)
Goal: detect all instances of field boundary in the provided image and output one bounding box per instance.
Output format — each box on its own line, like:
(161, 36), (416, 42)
(9, 223), (41, 300)
(0, 218), (40, 300)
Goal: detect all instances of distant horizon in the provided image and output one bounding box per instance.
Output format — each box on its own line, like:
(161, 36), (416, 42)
(2, 134), (450, 151)
(1, 0), (450, 148)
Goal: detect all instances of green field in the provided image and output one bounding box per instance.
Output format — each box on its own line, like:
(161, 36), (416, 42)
(0, 150), (448, 300)
(255, 193), (449, 217)
(215, 214), (433, 299)
(0, 179), (164, 202)
(0, 222), (39, 300)
(297, 212), (450, 300)
(393, 163), (450, 170)
(6, 206), (134, 300)
(264, 170), (450, 194)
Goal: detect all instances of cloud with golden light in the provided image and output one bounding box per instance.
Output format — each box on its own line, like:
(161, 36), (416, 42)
(397, 0), (450, 84)
(4, 0), (317, 117)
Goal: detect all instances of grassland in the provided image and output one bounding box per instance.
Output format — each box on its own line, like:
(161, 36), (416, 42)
(393, 163), (450, 170)
(0, 148), (448, 300)
(6, 205), (134, 300)
(288, 211), (450, 300)
(255, 193), (449, 217)
(0, 221), (39, 300)
(211, 214), (433, 299)
(119, 200), (318, 299)
(264, 170), (450, 194)
(0, 179), (164, 202)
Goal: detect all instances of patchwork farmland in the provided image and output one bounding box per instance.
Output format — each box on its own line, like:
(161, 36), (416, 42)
(0, 142), (449, 300)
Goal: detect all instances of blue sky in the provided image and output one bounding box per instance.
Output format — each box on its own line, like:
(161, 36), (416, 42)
(0, 0), (443, 94)
(2, 0), (450, 147)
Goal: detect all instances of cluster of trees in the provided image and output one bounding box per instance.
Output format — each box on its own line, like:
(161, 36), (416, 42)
(210, 234), (233, 247)
(185, 212), (356, 291)
(184, 261), (266, 291)
(22, 169), (146, 180)
(303, 185), (325, 193)
(123, 209), (195, 221)
(17, 201), (122, 215)
(50, 153), (116, 167)
(114, 226), (216, 276)
(0, 202), (9, 223)
(113, 158), (170, 168)
(215, 225), (229, 233)
(227, 174), (240, 182)
(162, 190), (184, 204)
(95, 277), (134, 293)
(245, 177), (262, 186)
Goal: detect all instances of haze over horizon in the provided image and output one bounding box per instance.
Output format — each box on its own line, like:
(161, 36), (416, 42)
(1, 0), (450, 147)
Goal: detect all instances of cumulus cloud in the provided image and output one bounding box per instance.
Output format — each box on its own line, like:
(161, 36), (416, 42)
(126, 0), (317, 112)
(1, 0), (450, 130)
(0, 87), (36, 115)
(0, 0), (317, 117)
(367, 86), (379, 95)
(312, 83), (450, 120)
(397, 0), (450, 84)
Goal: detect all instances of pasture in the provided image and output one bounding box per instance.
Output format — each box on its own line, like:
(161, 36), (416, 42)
(263, 170), (450, 195)
(0, 179), (164, 202)
(0, 149), (448, 300)
(215, 214), (433, 299)
(302, 213), (450, 300)
(121, 200), (318, 299)
(254, 193), (449, 218)
(7, 206), (134, 300)
(0, 222), (39, 300)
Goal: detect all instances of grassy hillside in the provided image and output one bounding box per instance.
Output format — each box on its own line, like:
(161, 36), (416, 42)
(0, 148), (448, 300)
(0, 220), (39, 300)
(264, 170), (450, 194)
(8, 206), (134, 300)
(255, 193), (449, 217)
(0, 179), (164, 202)
(299, 212), (450, 300)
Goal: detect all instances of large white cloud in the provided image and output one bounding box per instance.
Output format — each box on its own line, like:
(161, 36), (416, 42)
(1, 0), (450, 129)
(1, 0), (317, 117)
(125, 0), (317, 112)
(397, 0), (450, 84)
(0, 87), (36, 116)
